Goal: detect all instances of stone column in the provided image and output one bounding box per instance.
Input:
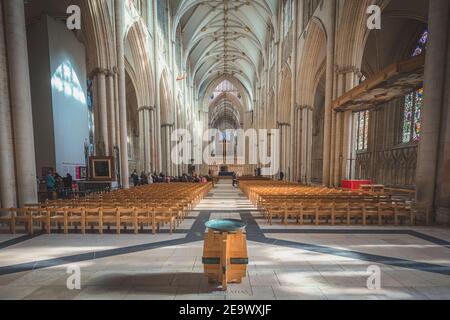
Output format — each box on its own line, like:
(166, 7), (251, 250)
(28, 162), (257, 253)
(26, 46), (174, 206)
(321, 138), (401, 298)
(115, 0), (130, 188)
(93, 68), (109, 156)
(138, 107), (145, 172)
(4, 0), (38, 206)
(415, 0), (449, 219)
(144, 107), (152, 173)
(149, 108), (156, 173)
(0, 3), (17, 208)
(322, 0), (336, 186)
(106, 70), (116, 153)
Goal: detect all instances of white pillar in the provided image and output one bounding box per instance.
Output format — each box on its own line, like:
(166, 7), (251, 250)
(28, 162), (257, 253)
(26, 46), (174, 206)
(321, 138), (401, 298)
(4, 0), (38, 206)
(144, 108), (151, 173)
(115, 0), (130, 188)
(94, 69), (109, 156)
(322, 0), (336, 186)
(0, 3), (17, 208)
(106, 71), (116, 152)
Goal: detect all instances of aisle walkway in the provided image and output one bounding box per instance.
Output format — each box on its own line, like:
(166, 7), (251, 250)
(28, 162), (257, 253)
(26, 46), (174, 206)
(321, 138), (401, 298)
(0, 180), (450, 299)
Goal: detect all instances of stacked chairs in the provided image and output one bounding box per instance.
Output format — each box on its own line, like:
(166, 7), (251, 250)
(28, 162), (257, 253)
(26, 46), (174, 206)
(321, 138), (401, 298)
(240, 181), (415, 226)
(0, 182), (212, 235)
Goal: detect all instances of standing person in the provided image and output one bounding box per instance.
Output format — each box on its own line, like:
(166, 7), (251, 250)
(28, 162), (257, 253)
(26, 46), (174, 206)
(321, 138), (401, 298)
(46, 171), (56, 200)
(46, 171), (55, 191)
(232, 172), (238, 187)
(64, 173), (73, 198)
(140, 172), (148, 185)
(131, 170), (139, 187)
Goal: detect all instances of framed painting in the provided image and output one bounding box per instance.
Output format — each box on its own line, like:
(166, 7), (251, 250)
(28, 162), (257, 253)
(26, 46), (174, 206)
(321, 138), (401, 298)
(89, 156), (115, 181)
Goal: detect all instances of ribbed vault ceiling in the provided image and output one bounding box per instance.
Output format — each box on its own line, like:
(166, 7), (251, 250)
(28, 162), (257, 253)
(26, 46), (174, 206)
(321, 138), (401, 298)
(172, 0), (278, 102)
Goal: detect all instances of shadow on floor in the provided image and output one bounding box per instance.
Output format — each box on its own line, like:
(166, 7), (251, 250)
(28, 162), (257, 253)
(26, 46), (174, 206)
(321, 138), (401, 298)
(88, 272), (222, 294)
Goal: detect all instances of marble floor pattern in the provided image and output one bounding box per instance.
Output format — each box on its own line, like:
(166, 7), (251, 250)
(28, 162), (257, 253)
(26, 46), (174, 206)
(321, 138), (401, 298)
(0, 180), (450, 300)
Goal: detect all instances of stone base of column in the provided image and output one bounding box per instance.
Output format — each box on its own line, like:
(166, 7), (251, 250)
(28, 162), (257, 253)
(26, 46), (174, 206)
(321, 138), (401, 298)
(435, 208), (450, 224)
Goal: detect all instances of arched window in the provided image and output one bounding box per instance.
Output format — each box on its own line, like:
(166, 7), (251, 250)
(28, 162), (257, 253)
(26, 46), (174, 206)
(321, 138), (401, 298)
(401, 29), (428, 143)
(283, 0), (292, 37)
(402, 88), (423, 143)
(356, 110), (369, 151)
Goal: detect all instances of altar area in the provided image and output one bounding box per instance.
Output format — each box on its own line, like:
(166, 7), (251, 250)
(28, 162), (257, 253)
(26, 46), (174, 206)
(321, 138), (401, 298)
(208, 164), (245, 177)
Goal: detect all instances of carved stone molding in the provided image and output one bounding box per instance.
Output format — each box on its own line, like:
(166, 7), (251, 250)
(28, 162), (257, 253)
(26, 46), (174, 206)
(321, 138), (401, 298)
(138, 106), (155, 112)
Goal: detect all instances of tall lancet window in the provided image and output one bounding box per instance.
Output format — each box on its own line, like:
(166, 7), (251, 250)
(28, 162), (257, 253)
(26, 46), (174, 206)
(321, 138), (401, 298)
(401, 29), (428, 143)
(356, 110), (369, 151)
(283, 0), (292, 37)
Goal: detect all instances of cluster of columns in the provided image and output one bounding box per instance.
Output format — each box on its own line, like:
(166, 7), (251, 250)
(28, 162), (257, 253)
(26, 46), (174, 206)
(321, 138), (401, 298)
(277, 122), (291, 179)
(138, 106), (157, 173)
(415, 0), (450, 223)
(161, 123), (175, 176)
(0, 0), (38, 208)
(91, 68), (118, 157)
(293, 105), (313, 184)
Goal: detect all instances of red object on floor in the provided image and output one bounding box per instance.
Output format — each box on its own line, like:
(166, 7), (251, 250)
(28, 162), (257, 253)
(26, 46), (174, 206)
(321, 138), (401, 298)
(341, 180), (372, 190)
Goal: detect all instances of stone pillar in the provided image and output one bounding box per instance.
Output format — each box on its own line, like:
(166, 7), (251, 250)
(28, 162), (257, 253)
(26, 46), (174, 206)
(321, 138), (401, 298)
(4, 0), (38, 206)
(322, 0), (336, 186)
(149, 108), (156, 173)
(144, 107), (152, 173)
(106, 70), (117, 153)
(115, 0), (130, 188)
(138, 108), (145, 172)
(0, 3), (17, 208)
(415, 0), (449, 220)
(137, 106), (152, 173)
(93, 68), (109, 156)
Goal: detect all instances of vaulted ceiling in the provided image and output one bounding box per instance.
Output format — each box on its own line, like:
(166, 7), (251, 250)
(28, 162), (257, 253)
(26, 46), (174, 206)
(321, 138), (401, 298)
(172, 0), (279, 102)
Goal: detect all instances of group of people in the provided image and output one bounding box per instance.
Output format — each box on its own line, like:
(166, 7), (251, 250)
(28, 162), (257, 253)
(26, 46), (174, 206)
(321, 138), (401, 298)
(44, 171), (74, 199)
(130, 170), (212, 187)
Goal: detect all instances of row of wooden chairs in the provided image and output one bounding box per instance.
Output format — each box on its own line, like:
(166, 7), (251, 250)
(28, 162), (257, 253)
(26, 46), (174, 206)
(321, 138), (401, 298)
(0, 183), (212, 235)
(239, 181), (414, 226)
(262, 201), (413, 226)
(0, 206), (177, 235)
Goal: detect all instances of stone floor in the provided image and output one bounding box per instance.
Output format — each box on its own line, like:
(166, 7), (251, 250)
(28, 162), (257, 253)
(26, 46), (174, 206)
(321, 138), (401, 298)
(0, 180), (450, 300)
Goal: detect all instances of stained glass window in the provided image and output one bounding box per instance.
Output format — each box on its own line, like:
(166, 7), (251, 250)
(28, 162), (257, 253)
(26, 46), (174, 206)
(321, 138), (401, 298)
(412, 30), (428, 57)
(356, 110), (369, 151)
(401, 29), (428, 143)
(402, 89), (423, 143)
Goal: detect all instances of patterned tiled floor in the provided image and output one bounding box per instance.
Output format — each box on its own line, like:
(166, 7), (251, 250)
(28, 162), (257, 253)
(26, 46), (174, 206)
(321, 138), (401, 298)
(0, 180), (449, 300)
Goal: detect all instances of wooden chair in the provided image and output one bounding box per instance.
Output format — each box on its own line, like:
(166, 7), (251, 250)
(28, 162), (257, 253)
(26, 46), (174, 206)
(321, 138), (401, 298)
(135, 207), (153, 233)
(300, 202), (317, 225)
(0, 208), (15, 233)
(154, 207), (176, 234)
(118, 208), (138, 234)
(363, 203), (380, 225)
(14, 208), (33, 234)
(85, 208), (102, 234)
(101, 208), (119, 233)
(266, 203), (285, 225)
(379, 203), (395, 225)
(30, 208), (51, 234)
(50, 207), (69, 234)
(67, 207), (86, 234)
(348, 203), (364, 225)
(394, 204), (413, 225)
(333, 203), (350, 225)
(316, 202), (333, 226)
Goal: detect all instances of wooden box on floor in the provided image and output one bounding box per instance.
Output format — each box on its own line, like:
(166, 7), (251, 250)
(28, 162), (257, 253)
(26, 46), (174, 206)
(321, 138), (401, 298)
(202, 229), (248, 290)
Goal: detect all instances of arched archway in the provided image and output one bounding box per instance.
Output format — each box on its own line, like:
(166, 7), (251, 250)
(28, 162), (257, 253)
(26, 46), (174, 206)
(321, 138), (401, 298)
(295, 19), (327, 184)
